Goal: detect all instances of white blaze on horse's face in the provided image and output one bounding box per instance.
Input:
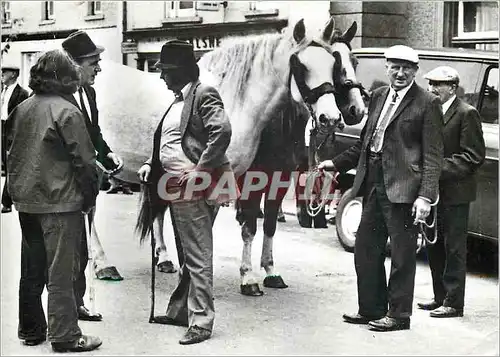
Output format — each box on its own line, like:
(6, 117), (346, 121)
(290, 46), (341, 125)
(331, 41), (366, 122)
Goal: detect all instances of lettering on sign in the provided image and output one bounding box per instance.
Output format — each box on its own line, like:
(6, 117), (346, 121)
(183, 36), (222, 51)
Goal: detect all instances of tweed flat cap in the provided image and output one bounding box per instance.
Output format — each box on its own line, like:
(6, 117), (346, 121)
(424, 66), (460, 84)
(384, 45), (419, 64)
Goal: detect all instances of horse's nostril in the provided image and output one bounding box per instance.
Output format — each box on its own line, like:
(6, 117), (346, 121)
(319, 114), (328, 124)
(349, 106), (356, 116)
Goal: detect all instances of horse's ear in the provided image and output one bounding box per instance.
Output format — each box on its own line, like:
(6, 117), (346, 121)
(293, 19), (306, 43)
(339, 21), (357, 44)
(322, 17), (335, 43)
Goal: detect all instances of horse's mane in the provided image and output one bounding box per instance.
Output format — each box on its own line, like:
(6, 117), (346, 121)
(198, 26), (322, 118)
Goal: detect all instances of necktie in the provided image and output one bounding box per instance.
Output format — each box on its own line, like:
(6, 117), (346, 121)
(371, 91), (398, 153)
(174, 91), (183, 102)
(78, 87), (91, 122)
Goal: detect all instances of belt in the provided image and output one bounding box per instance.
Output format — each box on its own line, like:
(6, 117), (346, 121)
(368, 151), (382, 160)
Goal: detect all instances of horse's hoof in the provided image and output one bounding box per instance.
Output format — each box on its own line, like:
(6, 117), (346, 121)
(157, 261), (177, 273)
(240, 283), (264, 296)
(263, 275), (288, 289)
(95, 266), (124, 281)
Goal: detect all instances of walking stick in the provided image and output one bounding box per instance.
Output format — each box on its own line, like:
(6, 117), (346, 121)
(85, 210), (96, 315)
(145, 183), (157, 323)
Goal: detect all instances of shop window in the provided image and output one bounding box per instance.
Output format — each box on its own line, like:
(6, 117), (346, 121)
(1, 1), (11, 24)
(479, 66), (499, 124)
(41, 1), (54, 21)
(164, 1), (196, 18)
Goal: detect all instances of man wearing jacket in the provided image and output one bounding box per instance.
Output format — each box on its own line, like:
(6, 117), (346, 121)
(1, 63), (29, 213)
(137, 39), (233, 345)
(319, 45), (444, 331)
(417, 66), (485, 318)
(62, 30), (124, 323)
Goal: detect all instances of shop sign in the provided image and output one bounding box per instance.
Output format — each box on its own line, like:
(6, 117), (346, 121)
(183, 35), (222, 51)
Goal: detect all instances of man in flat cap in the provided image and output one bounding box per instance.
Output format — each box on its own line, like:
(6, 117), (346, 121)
(137, 39), (234, 344)
(1, 62), (29, 213)
(319, 45), (444, 331)
(62, 30), (125, 323)
(417, 66), (485, 318)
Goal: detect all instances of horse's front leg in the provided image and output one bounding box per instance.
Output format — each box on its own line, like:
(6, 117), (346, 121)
(154, 205), (177, 273)
(239, 197), (264, 296)
(261, 197), (288, 289)
(89, 206), (124, 281)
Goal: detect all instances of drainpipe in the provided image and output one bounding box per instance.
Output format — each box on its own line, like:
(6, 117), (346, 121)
(122, 1), (128, 65)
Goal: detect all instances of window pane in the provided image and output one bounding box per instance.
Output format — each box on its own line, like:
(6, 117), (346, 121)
(463, 2), (498, 33)
(480, 66), (499, 124)
(95, 1), (101, 12)
(179, 1), (193, 10)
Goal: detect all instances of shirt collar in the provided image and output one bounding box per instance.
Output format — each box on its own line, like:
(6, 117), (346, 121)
(390, 80), (414, 100)
(442, 95), (457, 115)
(180, 82), (192, 100)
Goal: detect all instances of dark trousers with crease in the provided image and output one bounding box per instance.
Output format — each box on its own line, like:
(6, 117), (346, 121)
(165, 199), (219, 332)
(426, 203), (469, 309)
(355, 154), (418, 319)
(18, 211), (83, 343)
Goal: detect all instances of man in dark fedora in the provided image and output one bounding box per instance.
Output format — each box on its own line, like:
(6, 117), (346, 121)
(137, 39), (234, 345)
(1, 62), (29, 213)
(62, 30), (125, 323)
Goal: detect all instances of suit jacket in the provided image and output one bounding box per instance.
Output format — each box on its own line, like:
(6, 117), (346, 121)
(3, 83), (29, 137)
(66, 85), (113, 167)
(147, 80), (235, 204)
(333, 82), (444, 203)
(439, 97), (485, 204)
(7, 84), (29, 115)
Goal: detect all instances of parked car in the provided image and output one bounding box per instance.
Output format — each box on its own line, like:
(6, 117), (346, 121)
(332, 47), (498, 252)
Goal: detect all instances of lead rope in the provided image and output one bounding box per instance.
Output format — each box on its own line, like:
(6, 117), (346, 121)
(416, 195), (440, 254)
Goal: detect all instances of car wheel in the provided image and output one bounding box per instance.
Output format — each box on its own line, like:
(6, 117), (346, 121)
(296, 202), (312, 228)
(336, 188), (362, 252)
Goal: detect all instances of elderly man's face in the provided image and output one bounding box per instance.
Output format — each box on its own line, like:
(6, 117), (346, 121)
(1, 69), (18, 86)
(386, 59), (418, 91)
(160, 68), (186, 92)
(428, 80), (456, 104)
(78, 54), (101, 86)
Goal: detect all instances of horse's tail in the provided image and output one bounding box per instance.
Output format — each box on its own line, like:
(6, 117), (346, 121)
(135, 184), (156, 245)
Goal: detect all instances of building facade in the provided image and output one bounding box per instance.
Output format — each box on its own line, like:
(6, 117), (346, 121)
(1, 1), (498, 86)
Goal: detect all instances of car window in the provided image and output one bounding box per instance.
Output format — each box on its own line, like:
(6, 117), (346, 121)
(479, 66), (499, 124)
(355, 56), (484, 109)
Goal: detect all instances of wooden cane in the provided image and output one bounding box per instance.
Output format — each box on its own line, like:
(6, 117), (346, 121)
(146, 183), (157, 323)
(85, 211), (96, 315)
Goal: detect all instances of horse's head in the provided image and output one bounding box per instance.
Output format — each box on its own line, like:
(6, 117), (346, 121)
(288, 17), (366, 130)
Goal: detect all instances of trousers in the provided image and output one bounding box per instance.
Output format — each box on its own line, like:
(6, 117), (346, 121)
(18, 211), (83, 343)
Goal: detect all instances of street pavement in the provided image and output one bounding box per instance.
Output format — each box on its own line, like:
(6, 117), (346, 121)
(1, 183), (498, 356)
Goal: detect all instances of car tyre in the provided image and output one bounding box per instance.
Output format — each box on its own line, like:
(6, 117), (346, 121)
(336, 188), (362, 252)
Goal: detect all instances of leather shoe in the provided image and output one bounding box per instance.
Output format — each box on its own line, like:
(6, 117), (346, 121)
(151, 316), (188, 327)
(23, 336), (46, 346)
(1, 206), (12, 213)
(368, 316), (410, 331)
(430, 306), (463, 318)
(77, 306), (102, 322)
(417, 300), (442, 311)
(179, 325), (211, 345)
(52, 335), (102, 352)
(343, 312), (384, 325)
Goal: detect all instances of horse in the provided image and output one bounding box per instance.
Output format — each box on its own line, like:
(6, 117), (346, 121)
(139, 17), (366, 295)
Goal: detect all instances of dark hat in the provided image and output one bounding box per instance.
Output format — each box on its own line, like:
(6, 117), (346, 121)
(155, 39), (196, 70)
(62, 30), (105, 60)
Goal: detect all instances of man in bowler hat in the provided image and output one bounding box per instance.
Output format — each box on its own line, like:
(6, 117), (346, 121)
(137, 39), (233, 344)
(319, 45), (444, 331)
(1, 62), (29, 213)
(62, 30), (125, 323)
(417, 66), (485, 318)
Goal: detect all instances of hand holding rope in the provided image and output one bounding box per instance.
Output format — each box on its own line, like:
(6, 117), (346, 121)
(415, 195), (440, 254)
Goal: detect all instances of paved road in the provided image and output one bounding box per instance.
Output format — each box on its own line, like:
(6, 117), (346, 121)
(1, 185), (498, 355)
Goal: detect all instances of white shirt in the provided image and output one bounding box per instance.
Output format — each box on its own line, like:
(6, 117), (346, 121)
(370, 81), (414, 152)
(1, 82), (17, 121)
(159, 82), (197, 175)
(442, 95), (457, 115)
(73, 87), (92, 120)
